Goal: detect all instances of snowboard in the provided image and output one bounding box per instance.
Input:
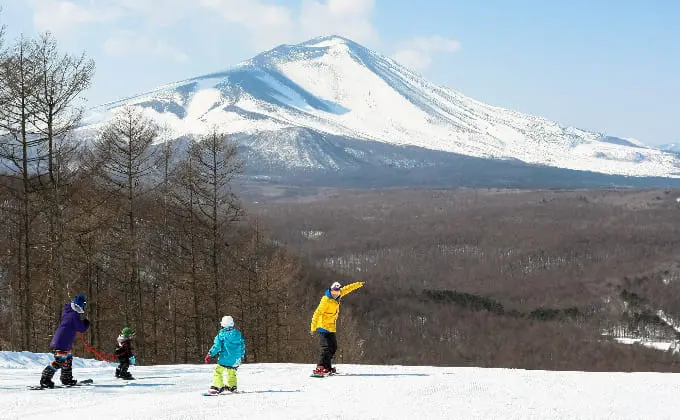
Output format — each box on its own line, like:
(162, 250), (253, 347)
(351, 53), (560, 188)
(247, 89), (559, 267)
(28, 379), (94, 390)
(202, 390), (239, 396)
(311, 369), (340, 378)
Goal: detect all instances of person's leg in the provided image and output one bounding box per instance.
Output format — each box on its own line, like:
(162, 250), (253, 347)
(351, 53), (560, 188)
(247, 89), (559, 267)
(226, 367), (237, 390)
(119, 360), (133, 379)
(40, 350), (65, 388)
(59, 351), (76, 385)
(211, 365), (225, 392)
(327, 333), (338, 371)
(317, 332), (332, 370)
(115, 356), (124, 377)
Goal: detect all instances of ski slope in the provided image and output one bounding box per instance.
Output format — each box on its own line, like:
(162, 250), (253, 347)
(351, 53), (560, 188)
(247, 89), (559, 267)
(1, 352), (680, 419)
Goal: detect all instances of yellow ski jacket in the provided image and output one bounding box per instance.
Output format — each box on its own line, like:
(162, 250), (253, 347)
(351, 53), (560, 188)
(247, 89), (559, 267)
(310, 282), (364, 333)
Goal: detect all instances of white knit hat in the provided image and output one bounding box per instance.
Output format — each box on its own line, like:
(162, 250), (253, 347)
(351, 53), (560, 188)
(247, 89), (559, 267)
(221, 316), (234, 328)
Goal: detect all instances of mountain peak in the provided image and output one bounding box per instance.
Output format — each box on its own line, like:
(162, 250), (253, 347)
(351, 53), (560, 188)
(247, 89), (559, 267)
(245, 35), (371, 68)
(299, 35), (358, 48)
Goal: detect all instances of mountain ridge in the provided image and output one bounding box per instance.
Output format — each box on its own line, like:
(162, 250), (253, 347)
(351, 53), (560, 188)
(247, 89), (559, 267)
(82, 35), (680, 185)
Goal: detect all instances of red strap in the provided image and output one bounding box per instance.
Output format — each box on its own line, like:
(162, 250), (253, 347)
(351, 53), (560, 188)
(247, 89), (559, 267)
(77, 333), (117, 363)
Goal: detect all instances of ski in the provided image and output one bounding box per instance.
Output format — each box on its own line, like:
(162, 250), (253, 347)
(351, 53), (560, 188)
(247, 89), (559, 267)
(28, 379), (94, 390)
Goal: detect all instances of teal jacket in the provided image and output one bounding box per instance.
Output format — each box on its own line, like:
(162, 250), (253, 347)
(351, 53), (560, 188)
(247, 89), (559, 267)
(208, 327), (246, 368)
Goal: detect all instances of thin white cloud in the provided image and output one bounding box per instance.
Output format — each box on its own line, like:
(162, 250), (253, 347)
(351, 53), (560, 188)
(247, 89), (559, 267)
(198, 0), (294, 50)
(392, 35), (462, 72)
(23, 0), (379, 52)
(113, 0), (193, 27)
(28, 0), (120, 34)
(392, 49), (432, 72)
(24, 0), (462, 74)
(299, 0), (378, 45)
(103, 30), (189, 63)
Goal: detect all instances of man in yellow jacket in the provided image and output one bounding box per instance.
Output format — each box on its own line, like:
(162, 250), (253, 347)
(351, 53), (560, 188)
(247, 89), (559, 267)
(310, 281), (364, 376)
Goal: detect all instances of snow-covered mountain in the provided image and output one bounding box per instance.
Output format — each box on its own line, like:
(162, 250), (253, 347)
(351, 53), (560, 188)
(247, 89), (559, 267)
(84, 35), (680, 185)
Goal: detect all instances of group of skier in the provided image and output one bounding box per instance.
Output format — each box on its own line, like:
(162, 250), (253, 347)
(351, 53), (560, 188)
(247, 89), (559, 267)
(38, 280), (365, 392)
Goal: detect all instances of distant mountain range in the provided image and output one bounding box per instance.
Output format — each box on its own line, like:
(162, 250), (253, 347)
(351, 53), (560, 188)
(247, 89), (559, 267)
(82, 35), (680, 188)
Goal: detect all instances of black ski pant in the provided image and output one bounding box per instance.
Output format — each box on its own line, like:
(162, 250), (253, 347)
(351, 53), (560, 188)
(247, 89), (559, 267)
(116, 355), (132, 378)
(317, 332), (337, 370)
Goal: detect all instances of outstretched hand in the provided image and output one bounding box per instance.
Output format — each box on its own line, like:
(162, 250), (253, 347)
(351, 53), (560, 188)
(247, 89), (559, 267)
(309, 330), (315, 336)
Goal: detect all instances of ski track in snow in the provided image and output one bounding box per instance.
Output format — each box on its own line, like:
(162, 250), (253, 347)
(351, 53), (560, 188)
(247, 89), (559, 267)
(1, 352), (680, 419)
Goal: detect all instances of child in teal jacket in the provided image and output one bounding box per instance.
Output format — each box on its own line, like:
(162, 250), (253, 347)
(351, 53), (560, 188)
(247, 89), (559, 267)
(204, 316), (246, 394)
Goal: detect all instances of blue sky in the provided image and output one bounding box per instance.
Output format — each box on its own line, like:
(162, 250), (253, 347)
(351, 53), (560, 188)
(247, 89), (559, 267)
(1, 0), (678, 145)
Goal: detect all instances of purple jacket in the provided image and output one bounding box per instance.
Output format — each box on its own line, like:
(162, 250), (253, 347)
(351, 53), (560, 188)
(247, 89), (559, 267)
(50, 303), (90, 350)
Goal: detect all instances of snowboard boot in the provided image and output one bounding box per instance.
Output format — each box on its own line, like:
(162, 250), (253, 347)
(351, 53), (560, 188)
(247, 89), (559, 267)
(60, 368), (77, 386)
(39, 366), (56, 389)
(329, 367), (338, 375)
(59, 370), (78, 386)
(208, 386), (222, 395)
(116, 363), (135, 380)
(312, 365), (329, 376)
(221, 386), (237, 393)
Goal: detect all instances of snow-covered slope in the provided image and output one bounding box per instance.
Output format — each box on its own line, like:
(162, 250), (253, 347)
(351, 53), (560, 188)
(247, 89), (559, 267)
(0, 351), (112, 369)
(3, 353), (680, 419)
(84, 35), (680, 179)
(660, 143), (680, 155)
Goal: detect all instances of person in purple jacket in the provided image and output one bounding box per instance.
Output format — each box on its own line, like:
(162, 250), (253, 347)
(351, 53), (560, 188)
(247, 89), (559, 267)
(39, 293), (90, 388)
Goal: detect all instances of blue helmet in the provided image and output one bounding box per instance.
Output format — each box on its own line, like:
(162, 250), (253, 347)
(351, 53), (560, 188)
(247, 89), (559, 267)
(72, 293), (87, 310)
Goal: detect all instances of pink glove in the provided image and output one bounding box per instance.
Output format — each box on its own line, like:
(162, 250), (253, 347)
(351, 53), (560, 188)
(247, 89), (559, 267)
(204, 354), (214, 364)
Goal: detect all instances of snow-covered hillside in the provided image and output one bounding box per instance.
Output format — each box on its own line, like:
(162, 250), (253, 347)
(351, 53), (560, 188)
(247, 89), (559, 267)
(2, 351), (680, 419)
(83, 35), (680, 179)
(0, 351), (112, 370)
(661, 143), (680, 155)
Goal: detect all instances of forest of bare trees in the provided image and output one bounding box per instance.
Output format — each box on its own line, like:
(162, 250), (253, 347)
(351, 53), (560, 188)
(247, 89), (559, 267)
(0, 25), (308, 365)
(254, 187), (680, 371)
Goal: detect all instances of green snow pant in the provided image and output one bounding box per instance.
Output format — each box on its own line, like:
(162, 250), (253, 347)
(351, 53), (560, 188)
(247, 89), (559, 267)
(213, 365), (237, 388)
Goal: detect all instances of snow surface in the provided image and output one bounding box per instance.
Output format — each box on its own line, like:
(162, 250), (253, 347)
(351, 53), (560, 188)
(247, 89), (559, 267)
(82, 35), (680, 177)
(661, 143), (680, 154)
(0, 351), (112, 370)
(613, 337), (677, 352)
(2, 351), (680, 419)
